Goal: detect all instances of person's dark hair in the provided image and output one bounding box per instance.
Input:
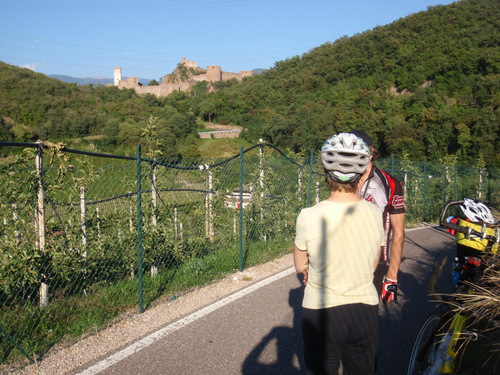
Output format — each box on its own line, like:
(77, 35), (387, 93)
(349, 129), (380, 161)
(325, 172), (359, 193)
(369, 145), (380, 161)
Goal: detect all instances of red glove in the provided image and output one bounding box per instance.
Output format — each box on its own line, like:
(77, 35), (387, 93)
(381, 277), (397, 303)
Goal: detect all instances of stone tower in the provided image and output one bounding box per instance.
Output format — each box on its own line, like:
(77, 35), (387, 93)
(114, 67), (122, 86)
(206, 66), (222, 82)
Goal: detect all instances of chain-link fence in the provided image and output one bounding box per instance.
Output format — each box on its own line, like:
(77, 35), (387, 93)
(0, 141), (498, 365)
(377, 156), (500, 223)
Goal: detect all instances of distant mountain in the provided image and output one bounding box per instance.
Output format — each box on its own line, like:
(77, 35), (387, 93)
(252, 69), (266, 75)
(49, 74), (152, 86)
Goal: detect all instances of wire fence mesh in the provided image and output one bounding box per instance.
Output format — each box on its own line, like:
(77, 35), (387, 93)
(0, 141), (498, 365)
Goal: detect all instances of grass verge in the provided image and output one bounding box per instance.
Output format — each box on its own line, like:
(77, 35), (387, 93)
(1, 237), (292, 365)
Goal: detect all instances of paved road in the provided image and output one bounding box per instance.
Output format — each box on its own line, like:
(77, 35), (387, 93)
(72, 226), (456, 375)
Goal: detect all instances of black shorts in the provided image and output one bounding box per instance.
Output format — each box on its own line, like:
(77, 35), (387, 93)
(302, 303), (378, 375)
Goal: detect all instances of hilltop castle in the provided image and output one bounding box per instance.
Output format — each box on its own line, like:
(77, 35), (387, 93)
(114, 58), (252, 97)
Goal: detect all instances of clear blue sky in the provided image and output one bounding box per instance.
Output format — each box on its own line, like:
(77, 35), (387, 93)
(1, 0), (457, 81)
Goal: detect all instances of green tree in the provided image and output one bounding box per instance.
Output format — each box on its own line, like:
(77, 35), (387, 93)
(0, 117), (14, 141)
(117, 119), (141, 145)
(181, 134), (201, 159)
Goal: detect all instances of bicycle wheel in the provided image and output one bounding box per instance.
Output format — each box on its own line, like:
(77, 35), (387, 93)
(407, 314), (446, 375)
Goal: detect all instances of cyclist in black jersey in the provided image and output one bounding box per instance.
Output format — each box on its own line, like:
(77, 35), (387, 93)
(350, 130), (406, 304)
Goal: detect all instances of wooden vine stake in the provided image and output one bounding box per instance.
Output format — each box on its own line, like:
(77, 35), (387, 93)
(151, 164), (158, 277)
(35, 143), (49, 309)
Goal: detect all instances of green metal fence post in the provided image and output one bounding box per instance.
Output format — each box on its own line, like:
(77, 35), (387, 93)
(239, 146), (244, 272)
(454, 163), (458, 200)
(487, 166), (491, 203)
(307, 149), (314, 207)
(137, 144), (144, 313)
(423, 159), (427, 222)
(391, 154), (395, 175)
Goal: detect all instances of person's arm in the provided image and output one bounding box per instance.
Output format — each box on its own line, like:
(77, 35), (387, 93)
(293, 244), (309, 285)
(386, 212), (405, 281)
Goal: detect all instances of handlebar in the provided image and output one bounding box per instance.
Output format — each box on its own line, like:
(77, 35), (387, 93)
(439, 200), (499, 244)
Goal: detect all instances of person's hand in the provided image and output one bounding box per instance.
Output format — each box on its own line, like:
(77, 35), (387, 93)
(381, 277), (397, 303)
(302, 264), (309, 285)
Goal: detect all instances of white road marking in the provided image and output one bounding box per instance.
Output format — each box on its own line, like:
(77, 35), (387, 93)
(76, 267), (296, 375)
(406, 225), (439, 232)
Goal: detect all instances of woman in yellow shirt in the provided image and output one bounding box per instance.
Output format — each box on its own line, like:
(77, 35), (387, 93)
(294, 133), (384, 375)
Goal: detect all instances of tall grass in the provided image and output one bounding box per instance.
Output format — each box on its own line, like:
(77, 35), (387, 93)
(453, 256), (500, 374)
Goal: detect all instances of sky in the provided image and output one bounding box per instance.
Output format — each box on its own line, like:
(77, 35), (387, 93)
(1, 0), (458, 81)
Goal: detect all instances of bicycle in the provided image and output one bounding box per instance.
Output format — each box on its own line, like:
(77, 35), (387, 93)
(407, 200), (499, 375)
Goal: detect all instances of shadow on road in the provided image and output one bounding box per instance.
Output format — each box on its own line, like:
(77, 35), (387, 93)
(242, 274), (306, 375)
(243, 227), (457, 375)
(376, 268), (423, 375)
(376, 228), (456, 375)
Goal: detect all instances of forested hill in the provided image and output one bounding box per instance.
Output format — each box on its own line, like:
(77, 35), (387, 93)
(0, 62), (198, 159)
(194, 0), (499, 166)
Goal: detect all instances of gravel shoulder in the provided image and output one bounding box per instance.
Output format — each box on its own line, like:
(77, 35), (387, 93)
(3, 252), (294, 375)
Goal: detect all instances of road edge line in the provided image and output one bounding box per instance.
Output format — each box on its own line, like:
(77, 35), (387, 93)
(76, 266), (296, 375)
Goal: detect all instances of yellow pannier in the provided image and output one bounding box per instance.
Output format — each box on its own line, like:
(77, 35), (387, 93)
(456, 219), (499, 254)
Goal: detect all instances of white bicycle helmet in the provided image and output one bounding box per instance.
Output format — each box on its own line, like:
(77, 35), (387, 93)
(321, 133), (370, 182)
(459, 198), (494, 224)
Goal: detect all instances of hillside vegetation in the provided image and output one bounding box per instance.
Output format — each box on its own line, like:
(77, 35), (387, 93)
(0, 63), (198, 158)
(0, 0), (498, 166)
(192, 0), (499, 166)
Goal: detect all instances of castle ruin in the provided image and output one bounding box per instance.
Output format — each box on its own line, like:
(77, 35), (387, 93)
(114, 57), (252, 97)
